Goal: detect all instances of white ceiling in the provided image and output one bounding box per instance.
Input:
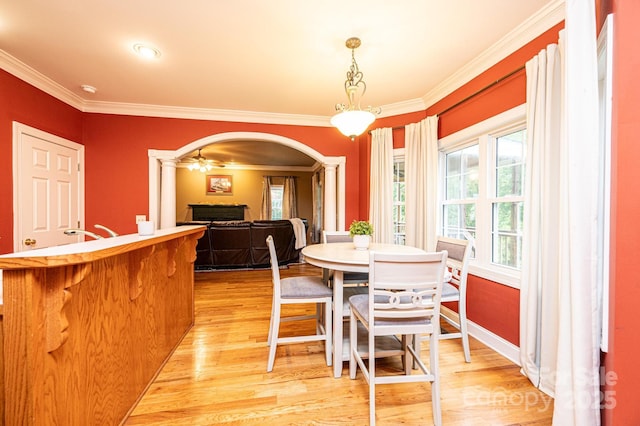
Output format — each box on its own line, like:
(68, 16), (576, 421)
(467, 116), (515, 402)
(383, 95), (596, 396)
(0, 0), (562, 166)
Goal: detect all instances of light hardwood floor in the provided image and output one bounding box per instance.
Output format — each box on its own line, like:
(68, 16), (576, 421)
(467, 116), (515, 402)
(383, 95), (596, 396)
(126, 264), (553, 425)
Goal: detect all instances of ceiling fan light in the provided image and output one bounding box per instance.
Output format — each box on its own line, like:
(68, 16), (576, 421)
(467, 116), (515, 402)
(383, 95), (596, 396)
(330, 110), (376, 139)
(186, 148), (217, 172)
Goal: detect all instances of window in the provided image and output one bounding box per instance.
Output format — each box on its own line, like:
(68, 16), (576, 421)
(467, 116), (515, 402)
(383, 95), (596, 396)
(492, 130), (525, 268)
(443, 144), (479, 244)
(392, 158), (406, 244)
(440, 105), (526, 287)
(270, 185), (283, 220)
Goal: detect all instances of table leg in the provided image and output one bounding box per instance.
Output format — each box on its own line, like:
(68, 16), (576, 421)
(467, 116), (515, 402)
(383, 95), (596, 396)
(332, 270), (343, 378)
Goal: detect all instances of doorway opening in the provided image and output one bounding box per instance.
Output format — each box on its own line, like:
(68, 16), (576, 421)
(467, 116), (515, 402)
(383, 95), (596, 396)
(147, 132), (346, 232)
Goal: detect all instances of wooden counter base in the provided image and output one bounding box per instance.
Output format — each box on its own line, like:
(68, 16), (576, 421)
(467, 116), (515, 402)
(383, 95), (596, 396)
(0, 226), (204, 425)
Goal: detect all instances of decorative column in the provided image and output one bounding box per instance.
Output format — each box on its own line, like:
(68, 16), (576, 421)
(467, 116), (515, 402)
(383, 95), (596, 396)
(160, 159), (177, 229)
(324, 163), (337, 231)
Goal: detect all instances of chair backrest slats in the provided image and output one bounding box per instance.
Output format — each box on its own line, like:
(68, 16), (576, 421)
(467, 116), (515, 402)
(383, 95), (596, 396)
(435, 236), (471, 288)
(369, 250), (447, 322)
(322, 230), (353, 244)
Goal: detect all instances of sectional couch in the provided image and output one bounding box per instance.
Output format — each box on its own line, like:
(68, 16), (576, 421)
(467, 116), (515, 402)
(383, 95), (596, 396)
(179, 220), (304, 269)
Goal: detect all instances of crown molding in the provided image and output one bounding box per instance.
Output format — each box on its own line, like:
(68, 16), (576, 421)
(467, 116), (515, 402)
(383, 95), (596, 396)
(421, 0), (565, 110)
(85, 98), (427, 125)
(0, 49), (85, 109)
(378, 98), (426, 118)
(82, 100), (333, 127)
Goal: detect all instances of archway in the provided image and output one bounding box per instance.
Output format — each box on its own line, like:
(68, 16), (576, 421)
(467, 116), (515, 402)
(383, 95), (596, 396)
(147, 132), (346, 232)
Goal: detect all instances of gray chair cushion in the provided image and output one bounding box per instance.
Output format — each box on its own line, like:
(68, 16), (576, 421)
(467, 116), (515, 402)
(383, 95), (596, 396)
(442, 282), (460, 299)
(342, 286), (368, 316)
(281, 276), (332, 299)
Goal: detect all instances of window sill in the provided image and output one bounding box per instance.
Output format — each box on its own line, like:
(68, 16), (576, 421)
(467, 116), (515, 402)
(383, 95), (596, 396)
(468, 264), (520, 289)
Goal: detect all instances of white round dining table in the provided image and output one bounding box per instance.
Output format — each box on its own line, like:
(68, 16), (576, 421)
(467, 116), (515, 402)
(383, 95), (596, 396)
(301, 242), (427, 378)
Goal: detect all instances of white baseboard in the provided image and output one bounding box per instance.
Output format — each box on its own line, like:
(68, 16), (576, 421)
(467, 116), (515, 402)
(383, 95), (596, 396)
(441, 306), (520, 366)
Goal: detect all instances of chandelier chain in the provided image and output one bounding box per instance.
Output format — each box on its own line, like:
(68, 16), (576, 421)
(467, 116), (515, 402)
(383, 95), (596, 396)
(344, 47), (367, 106)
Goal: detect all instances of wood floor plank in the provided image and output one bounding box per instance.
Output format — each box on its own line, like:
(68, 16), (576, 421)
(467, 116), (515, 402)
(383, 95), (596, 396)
(126, 264), (553, 425)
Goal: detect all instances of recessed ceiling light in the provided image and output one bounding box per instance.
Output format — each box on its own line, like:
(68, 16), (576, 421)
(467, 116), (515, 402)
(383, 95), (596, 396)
(81, 84), (97, 94)
(133, 43), (161, 59)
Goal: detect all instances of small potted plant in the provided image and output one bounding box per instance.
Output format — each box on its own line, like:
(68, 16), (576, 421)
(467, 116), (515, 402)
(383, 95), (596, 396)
(349, 220), (373, 250)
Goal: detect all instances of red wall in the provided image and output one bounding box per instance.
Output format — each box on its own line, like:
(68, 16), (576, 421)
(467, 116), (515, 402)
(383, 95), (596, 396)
(0, 76), (364, 252)
(82, 114), (362, 235)
(0, 70), (84, 254)
(603, 0), (640, 424)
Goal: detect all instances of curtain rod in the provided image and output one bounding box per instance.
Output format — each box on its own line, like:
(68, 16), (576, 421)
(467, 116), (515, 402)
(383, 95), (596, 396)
(368, 65), (526, 134)
(436, 65), (525, 116)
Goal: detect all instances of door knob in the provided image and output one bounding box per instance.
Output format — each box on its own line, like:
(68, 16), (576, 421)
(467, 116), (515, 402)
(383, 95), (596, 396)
(24, 238), (37, 246)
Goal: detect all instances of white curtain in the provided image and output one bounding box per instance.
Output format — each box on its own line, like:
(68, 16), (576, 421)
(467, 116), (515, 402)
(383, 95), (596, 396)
(553, 0), (601, 423)
(282, 176), (298, 219)
(260, 176), (272, 220)
(405, 115), (439, 251)
(520, 0), (600, 423)
(520, 35), (563, 399)
(369, 128), (394, 243)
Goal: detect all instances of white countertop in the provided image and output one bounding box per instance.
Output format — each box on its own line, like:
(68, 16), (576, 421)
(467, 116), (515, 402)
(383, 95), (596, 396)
(0, 225), (206, 270)
(0, 226), (204, 259)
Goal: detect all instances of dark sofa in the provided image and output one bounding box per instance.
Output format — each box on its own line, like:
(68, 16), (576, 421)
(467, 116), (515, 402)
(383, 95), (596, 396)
(179, 220), (303, 269)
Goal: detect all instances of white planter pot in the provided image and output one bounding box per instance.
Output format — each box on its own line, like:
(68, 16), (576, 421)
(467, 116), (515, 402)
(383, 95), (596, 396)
(352, 234), (371, 250)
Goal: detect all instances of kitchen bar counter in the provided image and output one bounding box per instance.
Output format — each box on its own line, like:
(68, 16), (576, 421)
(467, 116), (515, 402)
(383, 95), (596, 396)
(0, 225), (205, 425)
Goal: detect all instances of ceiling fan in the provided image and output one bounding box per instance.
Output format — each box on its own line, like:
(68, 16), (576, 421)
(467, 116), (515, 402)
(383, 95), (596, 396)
(186, 148), (224, 172)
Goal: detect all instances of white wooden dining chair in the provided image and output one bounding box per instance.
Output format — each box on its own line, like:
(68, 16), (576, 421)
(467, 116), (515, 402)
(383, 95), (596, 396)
(416, 236), (473, 363)
(266, 235), (333, 372)
(321, 230), (370, 287)
(322, 230), (369, 322)
(349, 250), (448, 426)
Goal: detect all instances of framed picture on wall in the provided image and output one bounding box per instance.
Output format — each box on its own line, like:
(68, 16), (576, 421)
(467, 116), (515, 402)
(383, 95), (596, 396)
(206, 175), (233, 195)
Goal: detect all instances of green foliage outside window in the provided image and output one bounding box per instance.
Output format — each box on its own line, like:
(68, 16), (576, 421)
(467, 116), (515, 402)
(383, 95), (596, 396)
(393, 159), (406, 244)
(442, 128), (526, 270)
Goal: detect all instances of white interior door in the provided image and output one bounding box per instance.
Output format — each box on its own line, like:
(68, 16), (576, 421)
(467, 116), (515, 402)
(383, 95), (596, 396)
(13, 122), (84, 252)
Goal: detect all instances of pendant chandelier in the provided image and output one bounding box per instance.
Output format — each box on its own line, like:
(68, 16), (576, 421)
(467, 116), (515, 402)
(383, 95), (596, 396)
(330, 37), (381, 140)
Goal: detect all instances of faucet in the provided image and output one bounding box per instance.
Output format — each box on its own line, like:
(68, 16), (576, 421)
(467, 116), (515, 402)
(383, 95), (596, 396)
(94, 224), (118, 237)
(64, 229), (104, 240)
